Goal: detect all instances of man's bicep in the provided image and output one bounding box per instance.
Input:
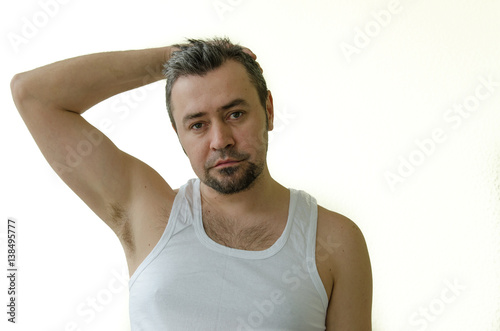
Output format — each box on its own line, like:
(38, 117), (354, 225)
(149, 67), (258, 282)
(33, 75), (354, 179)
(325, 218), (373, 330)
(15, 98), (143, 231)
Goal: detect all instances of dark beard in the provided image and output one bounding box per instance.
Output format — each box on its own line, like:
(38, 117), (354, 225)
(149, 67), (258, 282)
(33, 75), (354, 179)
(203, 158), (264, 195)
(201, 128), (268, 195)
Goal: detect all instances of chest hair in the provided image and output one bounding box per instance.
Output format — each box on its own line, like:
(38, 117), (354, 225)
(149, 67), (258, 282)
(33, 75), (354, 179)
(202, 210), (282, 251)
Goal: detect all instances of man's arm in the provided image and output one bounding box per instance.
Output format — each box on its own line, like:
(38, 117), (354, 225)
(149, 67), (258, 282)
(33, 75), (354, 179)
(319, 208), (373, 330)
(10, 46), (177, 250)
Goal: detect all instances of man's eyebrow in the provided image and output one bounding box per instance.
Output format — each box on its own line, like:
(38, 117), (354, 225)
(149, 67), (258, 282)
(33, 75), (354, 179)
(182, 98), (250, 126)
(217, 98), (249, 112)
(182, 112), (206, 126)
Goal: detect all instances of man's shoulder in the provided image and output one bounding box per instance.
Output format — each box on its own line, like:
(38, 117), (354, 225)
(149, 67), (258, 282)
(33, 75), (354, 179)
(317, 206), (363, 237)
(316, 205), (369, 268)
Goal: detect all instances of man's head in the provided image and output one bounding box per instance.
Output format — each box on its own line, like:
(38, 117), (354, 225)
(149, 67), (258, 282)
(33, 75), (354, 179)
(164, 38), (274, 195)
(164, 38), (268, 130)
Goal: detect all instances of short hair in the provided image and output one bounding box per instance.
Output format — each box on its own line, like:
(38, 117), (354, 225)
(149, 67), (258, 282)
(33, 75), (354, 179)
(163, 37), (268, 129)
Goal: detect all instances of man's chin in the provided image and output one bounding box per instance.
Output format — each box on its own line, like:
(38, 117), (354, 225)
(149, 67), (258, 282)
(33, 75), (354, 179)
(203, 168), (254, 195)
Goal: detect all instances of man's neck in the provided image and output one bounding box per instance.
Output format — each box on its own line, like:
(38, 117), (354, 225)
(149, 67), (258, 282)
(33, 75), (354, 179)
(199, 167), (289, 222)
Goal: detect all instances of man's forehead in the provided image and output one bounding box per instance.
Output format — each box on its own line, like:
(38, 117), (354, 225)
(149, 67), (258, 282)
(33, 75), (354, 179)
(170, 61), (257, 118)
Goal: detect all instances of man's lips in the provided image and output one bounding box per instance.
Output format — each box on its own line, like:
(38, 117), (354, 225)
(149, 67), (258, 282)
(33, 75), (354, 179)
(214, 159), (242, 168)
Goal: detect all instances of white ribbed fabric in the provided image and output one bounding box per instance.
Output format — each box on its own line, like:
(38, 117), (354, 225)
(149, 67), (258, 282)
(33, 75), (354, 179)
(129, 178), (328, 330)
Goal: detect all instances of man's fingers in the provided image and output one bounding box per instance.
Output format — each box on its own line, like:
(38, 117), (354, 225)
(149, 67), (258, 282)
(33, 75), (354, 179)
(242, 47), (257, 60)
(242, 47), (263, 73)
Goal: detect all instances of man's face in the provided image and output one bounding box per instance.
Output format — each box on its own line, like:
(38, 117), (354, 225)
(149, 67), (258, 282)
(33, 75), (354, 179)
(171, 60), (274, 194)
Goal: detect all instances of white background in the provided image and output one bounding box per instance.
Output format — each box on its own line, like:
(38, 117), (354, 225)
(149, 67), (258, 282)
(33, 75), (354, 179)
(1, 0), (499, 330)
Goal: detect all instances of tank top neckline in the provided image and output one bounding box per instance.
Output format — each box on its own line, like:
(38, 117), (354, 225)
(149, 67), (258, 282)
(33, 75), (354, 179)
(192, 178), (298, 260)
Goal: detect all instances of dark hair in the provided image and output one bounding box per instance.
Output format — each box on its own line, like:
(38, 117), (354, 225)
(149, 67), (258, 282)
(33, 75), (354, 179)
(163, 37), (268, 129)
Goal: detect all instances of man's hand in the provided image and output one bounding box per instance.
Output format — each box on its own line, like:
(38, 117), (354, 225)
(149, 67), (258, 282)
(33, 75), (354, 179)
(242, 47), (256, 59)
(242, 47), (263, 73)
(166, 39), (262, 73)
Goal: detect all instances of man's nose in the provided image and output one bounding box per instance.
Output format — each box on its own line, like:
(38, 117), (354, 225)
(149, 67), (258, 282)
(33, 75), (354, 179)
(209, 122), (235, 151)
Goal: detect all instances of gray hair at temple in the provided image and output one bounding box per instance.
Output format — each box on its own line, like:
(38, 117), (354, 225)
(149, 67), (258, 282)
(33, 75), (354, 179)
(163, 37), (268, 130)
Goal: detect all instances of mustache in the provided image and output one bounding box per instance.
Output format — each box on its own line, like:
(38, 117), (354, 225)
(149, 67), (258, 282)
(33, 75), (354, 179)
(205, 148), (250, 169)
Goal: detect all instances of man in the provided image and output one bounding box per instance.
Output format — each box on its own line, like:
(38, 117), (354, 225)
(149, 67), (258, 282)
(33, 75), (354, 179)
(11, 38), (372, 330)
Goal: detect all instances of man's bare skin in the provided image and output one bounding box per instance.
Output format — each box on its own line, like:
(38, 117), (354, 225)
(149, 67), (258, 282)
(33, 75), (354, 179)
(11, 43), (372, 330)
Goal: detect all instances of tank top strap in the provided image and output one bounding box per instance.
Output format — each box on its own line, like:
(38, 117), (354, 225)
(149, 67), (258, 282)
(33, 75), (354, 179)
(129, 178), (197, 287)
(287, 189), (328, 309)
(288, 189), (319, 261)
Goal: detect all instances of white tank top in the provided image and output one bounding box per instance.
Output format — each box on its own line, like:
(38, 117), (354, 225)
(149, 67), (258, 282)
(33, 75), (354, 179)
(129, 178), (328, 330)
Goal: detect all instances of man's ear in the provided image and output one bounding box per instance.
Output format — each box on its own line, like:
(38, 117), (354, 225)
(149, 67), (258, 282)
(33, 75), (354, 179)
(266, 90), (274, 131)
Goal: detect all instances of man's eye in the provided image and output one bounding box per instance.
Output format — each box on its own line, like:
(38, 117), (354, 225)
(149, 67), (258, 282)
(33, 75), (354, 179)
(191, 123), (204, 130)
(229, 111), (243, 119)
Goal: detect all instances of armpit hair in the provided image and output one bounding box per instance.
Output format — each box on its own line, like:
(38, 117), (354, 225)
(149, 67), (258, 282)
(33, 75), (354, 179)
(109, 202), (134, 252)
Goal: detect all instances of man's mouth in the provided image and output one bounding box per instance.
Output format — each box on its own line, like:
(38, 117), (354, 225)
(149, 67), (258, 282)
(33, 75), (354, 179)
(214, 159), (241, 168)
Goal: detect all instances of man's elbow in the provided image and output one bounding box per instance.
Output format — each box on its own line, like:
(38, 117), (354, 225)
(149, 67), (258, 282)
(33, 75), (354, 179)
(11, 73), (31, 111)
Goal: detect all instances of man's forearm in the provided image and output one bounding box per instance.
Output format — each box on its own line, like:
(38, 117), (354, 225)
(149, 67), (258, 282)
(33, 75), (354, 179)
(11, 46), (172, 114)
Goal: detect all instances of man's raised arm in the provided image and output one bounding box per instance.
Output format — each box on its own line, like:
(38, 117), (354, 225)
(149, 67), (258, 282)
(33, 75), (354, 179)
(10, 46), (177, 249)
